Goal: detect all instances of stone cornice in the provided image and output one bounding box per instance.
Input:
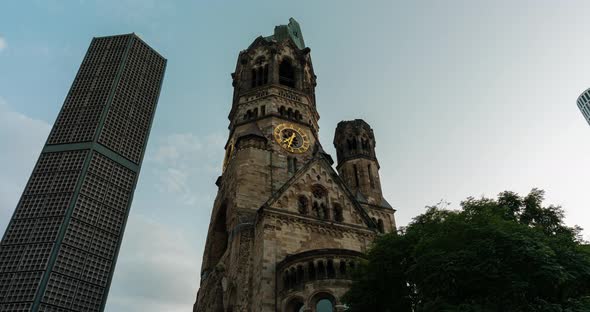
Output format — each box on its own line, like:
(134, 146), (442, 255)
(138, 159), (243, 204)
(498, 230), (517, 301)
(258, 207), (377, 239)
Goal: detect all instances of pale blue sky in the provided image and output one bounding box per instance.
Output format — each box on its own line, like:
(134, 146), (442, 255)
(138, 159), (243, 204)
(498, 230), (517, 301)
(2, 1), (590, 311)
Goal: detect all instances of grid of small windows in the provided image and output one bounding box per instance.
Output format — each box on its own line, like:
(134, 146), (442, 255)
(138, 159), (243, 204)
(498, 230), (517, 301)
(14, 194), (73, 220)
(19, 244), (54, 271)
(37, 152), (134, 310)
(98, 37), (166, 164)
(71, 282), (103, 311)
(42, 273), (78, 308)
(578, 90), (590, 125)
(0, 302), (33, 311)
(40, 272), (105, 311)
(48, 35), (131, 145)
(0, 150), (87, 307)
(25, 151), (87, 196)
(0, 271), (43, 304)
(38, 303), (71, 312)
(0, 243), (52, 279)
(53, 245), (86, 279)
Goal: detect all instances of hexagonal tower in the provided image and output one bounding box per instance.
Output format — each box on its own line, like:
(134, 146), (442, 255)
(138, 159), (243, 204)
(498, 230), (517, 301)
(334, 119), (396, 233)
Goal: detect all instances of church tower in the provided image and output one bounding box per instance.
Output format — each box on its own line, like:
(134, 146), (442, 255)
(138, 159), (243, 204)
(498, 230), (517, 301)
(334, 120), (396, 234)
(194, 19), (396, 312)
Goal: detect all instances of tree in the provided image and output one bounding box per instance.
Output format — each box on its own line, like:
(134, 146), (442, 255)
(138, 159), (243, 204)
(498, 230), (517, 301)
(343, 189), (590, 312)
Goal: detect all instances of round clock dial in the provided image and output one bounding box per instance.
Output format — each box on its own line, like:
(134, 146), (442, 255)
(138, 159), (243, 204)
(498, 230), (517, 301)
(274, 123), (310, 153)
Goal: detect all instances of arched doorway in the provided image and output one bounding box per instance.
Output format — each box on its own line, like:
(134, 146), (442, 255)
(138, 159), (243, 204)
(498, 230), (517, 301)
(310, 292), (336, 312)
(316, 299), (333, 312)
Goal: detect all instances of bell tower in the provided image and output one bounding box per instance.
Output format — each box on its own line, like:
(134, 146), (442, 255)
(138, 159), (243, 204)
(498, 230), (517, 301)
(333, 120), (395, 234)
(194, 19), (396, 312)
(334, 120), (382, 204)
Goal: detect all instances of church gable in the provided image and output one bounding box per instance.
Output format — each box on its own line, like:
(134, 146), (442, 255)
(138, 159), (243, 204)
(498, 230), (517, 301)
(264, 158), (376, 229)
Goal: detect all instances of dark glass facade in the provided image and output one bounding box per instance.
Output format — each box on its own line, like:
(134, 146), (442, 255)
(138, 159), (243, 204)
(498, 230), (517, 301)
(0, 33), (166, 312)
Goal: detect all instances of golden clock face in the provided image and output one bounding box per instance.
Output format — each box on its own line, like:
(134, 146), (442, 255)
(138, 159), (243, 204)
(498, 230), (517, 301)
(274, 123), (310, 153)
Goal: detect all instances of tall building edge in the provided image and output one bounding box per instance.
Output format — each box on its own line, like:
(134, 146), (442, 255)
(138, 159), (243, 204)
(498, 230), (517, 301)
(30, 35), (137, 312)
(98, 37), (167, 312)
(577, 88), (590, 126)
(0, 33), (166, 312)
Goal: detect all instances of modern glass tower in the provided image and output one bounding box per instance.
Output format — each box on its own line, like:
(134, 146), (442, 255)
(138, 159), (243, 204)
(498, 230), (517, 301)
(577, 88), (590, 126)
(0, 34), (166, 312)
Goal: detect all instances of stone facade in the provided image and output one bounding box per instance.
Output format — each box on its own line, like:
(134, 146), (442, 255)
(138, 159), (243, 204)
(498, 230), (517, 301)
(194, 18), (396, 312)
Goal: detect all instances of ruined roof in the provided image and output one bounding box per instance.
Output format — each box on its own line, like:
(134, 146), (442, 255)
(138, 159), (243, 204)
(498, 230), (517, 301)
(264, 17), (305, 49)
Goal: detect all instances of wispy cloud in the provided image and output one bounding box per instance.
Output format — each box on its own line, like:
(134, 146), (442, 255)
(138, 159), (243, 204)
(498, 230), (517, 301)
(148, 132), (224, 205)
(0, 35), (6, 52)
(157, 168), (196, 204)
(107, 215), (200, 312)
(0, 97), (51, 232)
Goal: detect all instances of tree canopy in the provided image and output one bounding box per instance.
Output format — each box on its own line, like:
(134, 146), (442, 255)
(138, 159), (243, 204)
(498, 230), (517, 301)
(343, 189), (590, 312)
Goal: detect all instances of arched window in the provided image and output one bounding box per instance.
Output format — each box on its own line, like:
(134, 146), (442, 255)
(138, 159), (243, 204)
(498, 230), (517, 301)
(263, 64), (269, 84)
(320, 203), (328, 220)
(312, 185), (329, 220)
(312, 202), (322, 219)
(368, 164), (375, 189)
(327, 259), (336, 279)
(361, 138), (370, 151)
(297, 265), (305, 284)
(288, 157), (298, 174)
(279, 59), (296, 88)
(333, 204), (343, 222)
(316, 299), (334, 312)
(207, 204), (228, 268)
(378, 219), (385, 233)
(353, 164), (360, 188)
(308, 261), (316, 280)
(347, 139), (354, 151)
(317, 260), (326, 279)
(251, 58), (268, 88)
(287, 108), (293, 119)
(310, 293), (336, 312)
(279, 106), (286, 116)
(298, 196), (309, 214)
(283, 273), (289, 289)
(311, 293), (336, 312)
(289, 267), (297, 288)
(251, 68), (257, 88)
(339, 260), (347, 276)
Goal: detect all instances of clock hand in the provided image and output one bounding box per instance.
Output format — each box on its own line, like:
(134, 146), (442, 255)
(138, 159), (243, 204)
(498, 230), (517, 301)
(286, 133), (296, 147)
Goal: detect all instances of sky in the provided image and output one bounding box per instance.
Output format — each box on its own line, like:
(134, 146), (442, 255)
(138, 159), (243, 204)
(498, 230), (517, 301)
(1, 0), (590, 311)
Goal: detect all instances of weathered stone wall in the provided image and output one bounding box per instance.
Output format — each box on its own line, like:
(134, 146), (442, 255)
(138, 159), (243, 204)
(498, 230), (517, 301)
(253, 209), (375, 311)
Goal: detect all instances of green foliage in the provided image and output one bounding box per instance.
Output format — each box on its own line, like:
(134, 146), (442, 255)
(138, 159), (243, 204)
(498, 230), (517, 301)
(342, 189), (590, 312)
